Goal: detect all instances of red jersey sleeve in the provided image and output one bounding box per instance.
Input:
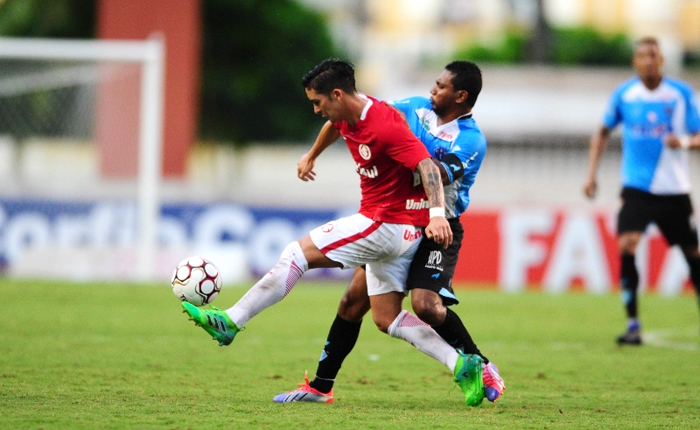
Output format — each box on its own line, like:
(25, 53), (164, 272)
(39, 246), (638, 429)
(377, 106), (431, 170)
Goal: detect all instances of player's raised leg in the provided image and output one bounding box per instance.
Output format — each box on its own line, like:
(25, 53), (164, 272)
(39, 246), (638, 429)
(182, 235), (342, 345)
(181, 303), (241, 346)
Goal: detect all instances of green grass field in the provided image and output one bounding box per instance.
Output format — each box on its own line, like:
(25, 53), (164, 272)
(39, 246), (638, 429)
(1, 279), (699, 429)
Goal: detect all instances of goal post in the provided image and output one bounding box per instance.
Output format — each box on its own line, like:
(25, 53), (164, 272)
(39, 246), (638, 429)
(0, 36), (165, 281)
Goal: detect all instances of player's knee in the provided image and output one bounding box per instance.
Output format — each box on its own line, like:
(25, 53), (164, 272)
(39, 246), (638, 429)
(337, 293), (368, 323)
(410, 290), (445, 326)
(337, 294), (354, 318)
(411, 300), (445, 326)
(337, 267), (370, 322)
(371, 314), (392, 333)
(618, 233), (640, 255)
(372, 320), (390, 333)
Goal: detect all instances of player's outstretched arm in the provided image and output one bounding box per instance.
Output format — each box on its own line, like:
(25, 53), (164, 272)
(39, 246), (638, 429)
(298, 121), (341, 181)
(584, 125), (610, 199)
(416, 158), (452, 248)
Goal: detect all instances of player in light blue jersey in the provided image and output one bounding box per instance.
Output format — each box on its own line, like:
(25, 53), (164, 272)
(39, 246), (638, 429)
(391, 92), (485, 219)
(274, 61), (504, 406)
(584, 37), (700, 345)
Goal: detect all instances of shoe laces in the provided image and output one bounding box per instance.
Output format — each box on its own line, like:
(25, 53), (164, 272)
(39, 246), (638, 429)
(207, 306), (244, 331)
(287, 371), (330, 396)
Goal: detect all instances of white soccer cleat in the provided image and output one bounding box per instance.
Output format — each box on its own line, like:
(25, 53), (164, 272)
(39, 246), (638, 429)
(272, 371), (334, 404)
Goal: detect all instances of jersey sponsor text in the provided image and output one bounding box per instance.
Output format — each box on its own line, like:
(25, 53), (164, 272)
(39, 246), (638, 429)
(405, 199), (429, 210)
(355, 163), (378, 178)
(403, 229), (423, 241)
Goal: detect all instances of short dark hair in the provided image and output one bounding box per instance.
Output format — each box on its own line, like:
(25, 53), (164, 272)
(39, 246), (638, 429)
(445, 61), (482, 107)
(636, 36), (659, 48)
(302, 58), (356, 96)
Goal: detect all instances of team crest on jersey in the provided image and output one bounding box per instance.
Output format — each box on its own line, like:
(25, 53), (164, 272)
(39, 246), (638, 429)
(321, 223), (334, 233)
(664, 104), (675, 118)
(647, 111), (658, 123)
(359, 144), (371, 160)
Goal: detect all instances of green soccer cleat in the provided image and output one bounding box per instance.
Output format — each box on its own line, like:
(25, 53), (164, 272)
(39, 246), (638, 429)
(181, 302), (241, 346)
(453, 352), (485, 407)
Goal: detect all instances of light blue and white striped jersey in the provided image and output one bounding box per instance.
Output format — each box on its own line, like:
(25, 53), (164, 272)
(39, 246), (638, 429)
(391, 96), (486, 218)
(603, 77), (700, 194)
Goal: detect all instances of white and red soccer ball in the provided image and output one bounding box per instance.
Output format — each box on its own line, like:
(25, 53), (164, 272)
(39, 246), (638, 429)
(171, 256), (222, 306)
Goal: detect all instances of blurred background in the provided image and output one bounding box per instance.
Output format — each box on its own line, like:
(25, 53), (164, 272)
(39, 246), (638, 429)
(0, 0), (698, 295)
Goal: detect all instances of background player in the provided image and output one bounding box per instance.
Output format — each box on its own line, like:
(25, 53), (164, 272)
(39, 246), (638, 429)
(274, 61), (504, 406)
(584, 37), (700, 345)
(181, 58), (485, 405)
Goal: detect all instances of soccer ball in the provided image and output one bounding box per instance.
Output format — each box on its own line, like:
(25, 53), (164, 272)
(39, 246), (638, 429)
(171, 256), (222, 306)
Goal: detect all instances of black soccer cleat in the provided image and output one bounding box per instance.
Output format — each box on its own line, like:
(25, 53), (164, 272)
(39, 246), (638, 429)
(616, 328), (642, 346)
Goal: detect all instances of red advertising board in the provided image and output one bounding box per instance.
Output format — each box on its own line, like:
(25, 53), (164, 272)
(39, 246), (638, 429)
(455, 208), (695, 295)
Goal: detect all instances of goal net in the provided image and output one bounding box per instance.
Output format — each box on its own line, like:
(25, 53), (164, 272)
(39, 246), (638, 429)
(0, 37), (165, 282)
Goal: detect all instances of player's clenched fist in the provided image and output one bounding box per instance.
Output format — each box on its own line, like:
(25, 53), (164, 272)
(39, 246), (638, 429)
(425, 216), (452, 248)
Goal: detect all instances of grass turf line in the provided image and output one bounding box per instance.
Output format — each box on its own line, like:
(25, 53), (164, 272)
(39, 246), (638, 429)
(0, 280), (699, 429)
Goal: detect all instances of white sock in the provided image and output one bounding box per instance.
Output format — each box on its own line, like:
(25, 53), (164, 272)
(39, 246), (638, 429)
(226, 241), (308, 327)
(388, 310), (459, 371)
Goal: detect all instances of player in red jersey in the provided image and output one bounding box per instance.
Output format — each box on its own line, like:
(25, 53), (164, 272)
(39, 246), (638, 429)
(182, 58), (484, 405)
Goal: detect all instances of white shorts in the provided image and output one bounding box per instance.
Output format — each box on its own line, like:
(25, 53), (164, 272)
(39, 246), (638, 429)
(309, 213), (423, 296)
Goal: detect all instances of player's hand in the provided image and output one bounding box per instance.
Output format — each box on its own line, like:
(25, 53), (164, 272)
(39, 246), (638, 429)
(664, 133), (690, 149)
(664, 134), (682, 149)
(583, 179), (597, 199)
(297, 152), (317, 181)
(425, 216), (452, 249)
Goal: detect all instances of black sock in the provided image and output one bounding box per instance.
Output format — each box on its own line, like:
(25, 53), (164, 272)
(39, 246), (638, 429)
(620, 253), (639, 319)
(310, 314), (362, 394)
(686, 254), (700, 304)
(432, 308), (488, 364)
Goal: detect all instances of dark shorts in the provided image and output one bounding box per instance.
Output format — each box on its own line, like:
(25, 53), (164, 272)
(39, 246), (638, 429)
(617, 187), (699, 247)
(406, 217), (463, 306)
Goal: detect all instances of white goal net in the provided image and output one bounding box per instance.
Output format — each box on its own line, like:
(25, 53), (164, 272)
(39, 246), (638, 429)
(0, 37), (165, 282)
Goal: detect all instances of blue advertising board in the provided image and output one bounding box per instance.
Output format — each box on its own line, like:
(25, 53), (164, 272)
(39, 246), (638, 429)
(0, 198), (357, 280)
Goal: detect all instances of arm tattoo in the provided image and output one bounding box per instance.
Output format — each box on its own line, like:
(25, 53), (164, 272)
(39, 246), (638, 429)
(417, 158), (445, 208)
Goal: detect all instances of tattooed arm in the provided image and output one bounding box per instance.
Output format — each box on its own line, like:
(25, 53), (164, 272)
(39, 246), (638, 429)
(416, 158), (452, 247)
